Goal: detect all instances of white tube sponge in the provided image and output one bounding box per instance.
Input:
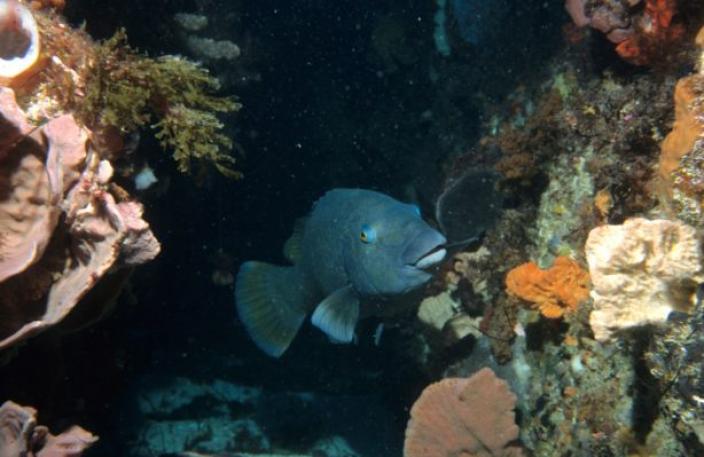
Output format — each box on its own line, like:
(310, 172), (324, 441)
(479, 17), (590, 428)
(0, 0), (40, 80)
(586, 218), (704, 342)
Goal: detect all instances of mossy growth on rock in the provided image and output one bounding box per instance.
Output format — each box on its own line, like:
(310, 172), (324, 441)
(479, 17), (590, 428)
(80, 30), (241, 177)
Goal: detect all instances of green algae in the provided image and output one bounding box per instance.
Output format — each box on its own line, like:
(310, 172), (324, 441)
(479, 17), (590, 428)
(80, 30), (241, 177)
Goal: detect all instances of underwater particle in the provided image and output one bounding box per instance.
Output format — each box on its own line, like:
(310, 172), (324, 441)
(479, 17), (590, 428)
(586, 218), (704, 342)
(505, 256), (590, 319)
(404, 367), (524, 457)
(0, 0), (41, 86)
(134, 164), (158, 190)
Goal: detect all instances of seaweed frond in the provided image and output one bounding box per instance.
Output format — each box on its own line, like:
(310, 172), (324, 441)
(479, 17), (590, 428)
(79, 30), (242, 177)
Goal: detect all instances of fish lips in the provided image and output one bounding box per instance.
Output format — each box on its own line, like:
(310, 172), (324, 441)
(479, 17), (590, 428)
(403, 230), (447, 270)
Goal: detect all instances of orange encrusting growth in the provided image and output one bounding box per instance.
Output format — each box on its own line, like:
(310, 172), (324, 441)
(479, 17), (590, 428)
(505, 256), (590, 319)
(658, 75), (704, 193)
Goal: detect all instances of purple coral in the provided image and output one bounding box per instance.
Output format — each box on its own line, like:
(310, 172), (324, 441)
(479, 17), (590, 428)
(565, 0), (636, 43)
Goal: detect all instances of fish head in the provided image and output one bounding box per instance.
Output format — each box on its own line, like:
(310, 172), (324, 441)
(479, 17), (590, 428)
(345, 199), (447, 296)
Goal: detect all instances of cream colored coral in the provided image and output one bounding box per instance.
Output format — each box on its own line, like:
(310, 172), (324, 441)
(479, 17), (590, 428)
(417, 291), (483, 343)
(417, 291), (458, 331)
(586, 218), (704, 342)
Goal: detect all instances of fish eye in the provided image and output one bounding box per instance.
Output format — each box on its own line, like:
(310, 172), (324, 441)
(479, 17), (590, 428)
(360, 224), (377, 243)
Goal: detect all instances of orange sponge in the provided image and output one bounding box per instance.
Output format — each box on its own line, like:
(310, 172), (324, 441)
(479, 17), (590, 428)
(659, 75), (704, 191)
(505, 256), (590, 319)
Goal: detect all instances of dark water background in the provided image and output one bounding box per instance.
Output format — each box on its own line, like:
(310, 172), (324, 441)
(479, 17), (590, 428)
(1, 0), (566, 454)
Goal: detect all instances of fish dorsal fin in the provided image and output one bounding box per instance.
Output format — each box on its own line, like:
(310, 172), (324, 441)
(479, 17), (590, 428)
(311, 285), (360, 343)
(283, 217), (307, 263)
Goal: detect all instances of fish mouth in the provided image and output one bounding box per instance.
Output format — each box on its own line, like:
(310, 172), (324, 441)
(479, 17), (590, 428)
(412, 244), (447, 269)
(403, 229), (447, 271)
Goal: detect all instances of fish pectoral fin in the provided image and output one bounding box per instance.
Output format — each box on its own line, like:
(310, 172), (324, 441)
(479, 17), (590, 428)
(311, 285), (360, 343)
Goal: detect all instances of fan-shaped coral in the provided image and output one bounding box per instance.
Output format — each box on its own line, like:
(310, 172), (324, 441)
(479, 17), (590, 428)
(404, 367), (524, 457)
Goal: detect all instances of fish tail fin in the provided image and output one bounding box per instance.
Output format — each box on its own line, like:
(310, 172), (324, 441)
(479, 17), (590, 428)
(235, 261), (307, 357)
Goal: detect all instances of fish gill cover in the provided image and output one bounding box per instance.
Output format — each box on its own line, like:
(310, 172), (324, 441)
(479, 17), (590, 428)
(1, 1), (704, 457)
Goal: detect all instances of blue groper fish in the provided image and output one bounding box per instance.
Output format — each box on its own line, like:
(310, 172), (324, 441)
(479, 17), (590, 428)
(235, 189), (447, 357)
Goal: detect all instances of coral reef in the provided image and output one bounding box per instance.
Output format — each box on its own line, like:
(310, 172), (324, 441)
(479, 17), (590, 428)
(659, 41), (704, 226)
(511, 317), (664, 455)
(614, 0), (686, 66)
(505, 256), (590, 319)
(646, 293), (704, 453)
(412, 11), (704, 457)
(11, 6), (240, 176)
(0, 0), (248, 351)
(586, 218), (703, 341)
(403, 367), (524, 457)
(532, 145), (595, 266)
(0, 86), (160, 348)
(659, 72), (704, 191)
(0, 400), (97, 457)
